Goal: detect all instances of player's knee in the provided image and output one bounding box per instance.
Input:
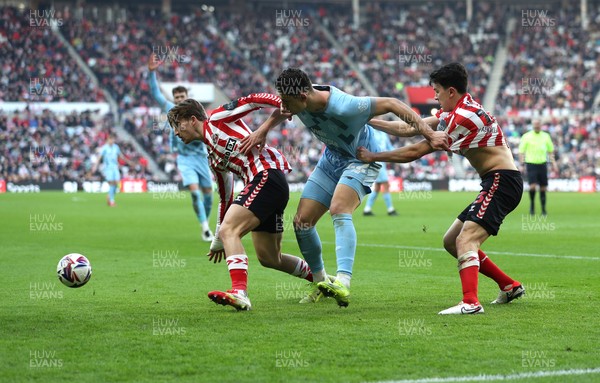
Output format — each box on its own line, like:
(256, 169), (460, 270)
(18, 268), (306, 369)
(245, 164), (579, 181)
(329, 201), (352, 216)
(455, 233), (467, 249)
(218, 223), (240, 241)
(293, 213), (312, 230)
(455, 232), (478, 253)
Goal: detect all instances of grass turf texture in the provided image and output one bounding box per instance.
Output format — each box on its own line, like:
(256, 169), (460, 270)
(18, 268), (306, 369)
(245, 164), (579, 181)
(1, 191), (599, 383)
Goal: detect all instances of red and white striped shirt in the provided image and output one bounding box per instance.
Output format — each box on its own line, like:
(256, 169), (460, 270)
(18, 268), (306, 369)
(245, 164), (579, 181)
(203, 93), (291, 223)
(435, 93), (508, 155)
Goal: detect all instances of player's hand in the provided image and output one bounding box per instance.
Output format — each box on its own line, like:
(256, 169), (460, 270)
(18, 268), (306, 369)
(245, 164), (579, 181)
(147, 53), (162, 71)
(280, 110), (293, 120)
(428, 131), (450, 151)
(356, 146), (375, 162)
(207, 248), (225, 263)
(280, 105), (292, 116)
(239, 129), (268, 155)
(206, 226), (225, 263)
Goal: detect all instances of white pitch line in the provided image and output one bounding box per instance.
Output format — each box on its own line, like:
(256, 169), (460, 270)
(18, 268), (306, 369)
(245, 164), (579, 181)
(282, 240), (600, 261)
(365, 367), (600, 383)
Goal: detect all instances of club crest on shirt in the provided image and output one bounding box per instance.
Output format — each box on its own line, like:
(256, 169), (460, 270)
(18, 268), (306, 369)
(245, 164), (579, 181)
(222, 100), (239, 110)
(357, 99), (369, 112)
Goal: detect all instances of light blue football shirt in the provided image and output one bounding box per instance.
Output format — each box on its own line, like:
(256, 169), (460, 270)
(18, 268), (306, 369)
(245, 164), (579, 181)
(100, 143), (120, 168)
(296, 85), (378, 159)
(370, 128), (394, 167)
(371, 128), (394, 152)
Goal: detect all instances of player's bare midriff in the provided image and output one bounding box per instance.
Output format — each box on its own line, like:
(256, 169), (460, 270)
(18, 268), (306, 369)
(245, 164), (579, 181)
(464, 145), (519, 177)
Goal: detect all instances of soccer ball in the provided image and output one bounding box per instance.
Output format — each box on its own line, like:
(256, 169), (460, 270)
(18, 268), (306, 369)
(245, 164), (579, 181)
(57, 253), (92, 288)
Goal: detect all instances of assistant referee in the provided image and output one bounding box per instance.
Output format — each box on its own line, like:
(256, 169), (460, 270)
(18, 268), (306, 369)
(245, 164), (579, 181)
(518, 120), (558, 215)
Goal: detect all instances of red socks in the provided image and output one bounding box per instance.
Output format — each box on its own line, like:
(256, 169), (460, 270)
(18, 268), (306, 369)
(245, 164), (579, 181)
(227, 255), (248, 291)
(478, 249), (516, 290)
(457, 251), (480, 304)
(292, 258), (313, 282)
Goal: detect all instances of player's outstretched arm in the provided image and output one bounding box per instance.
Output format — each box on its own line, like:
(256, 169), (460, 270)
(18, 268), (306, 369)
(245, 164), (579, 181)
(147, 54), (172, 110)
(369, 119), (413, 136)
(207, 170), (233, 263)
(119, 153), (136, 169)
(371, 98), (448, 150)
(357, 139), (435, 163)
(370, 117), (441, 138)
(239, 108), (291, 155)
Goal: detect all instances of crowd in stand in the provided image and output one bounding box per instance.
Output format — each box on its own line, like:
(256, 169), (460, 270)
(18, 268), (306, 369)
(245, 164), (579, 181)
(1, 3), (598, 184)
(497, 6), (599, 116)
(0, 7), (103, 102)
(320, 2), (505, 100)
(503, 114), (600, 179)
(0, 108), (150, 183)
(61, 7), (270, 109)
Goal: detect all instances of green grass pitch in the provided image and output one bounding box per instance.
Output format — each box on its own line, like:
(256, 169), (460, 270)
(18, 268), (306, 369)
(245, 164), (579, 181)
(1, 191), (599, 383)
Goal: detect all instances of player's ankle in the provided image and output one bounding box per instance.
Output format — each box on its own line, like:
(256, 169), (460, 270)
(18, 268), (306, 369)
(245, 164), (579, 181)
(336, 272), (351, 288)
(312, 269), (327, 283)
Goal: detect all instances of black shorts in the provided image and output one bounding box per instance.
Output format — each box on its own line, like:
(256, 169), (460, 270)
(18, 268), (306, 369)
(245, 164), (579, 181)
(526, 163), (548, 186)
(233, 169), (289, 233)
(458, 170), (523, 236)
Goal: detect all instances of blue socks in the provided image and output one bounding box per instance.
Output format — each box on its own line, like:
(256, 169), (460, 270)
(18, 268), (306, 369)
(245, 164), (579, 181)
(365, 192), (377, 210)
(365, 191), (394, 213)
(383, 193), (393, 210)
(108, 184), (117, 202)
(203, 192), (213, 218)
(294, 226), (324, 274)
(191, 190), (207, 223)
(332, 213), (356, 275)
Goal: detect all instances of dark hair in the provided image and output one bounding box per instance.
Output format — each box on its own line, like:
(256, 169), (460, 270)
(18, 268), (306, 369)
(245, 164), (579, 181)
(167, 98), (207, 129)
(172, 86), (188, 96)
(275, 68), (312, 96)
(429, 63), (468, 94)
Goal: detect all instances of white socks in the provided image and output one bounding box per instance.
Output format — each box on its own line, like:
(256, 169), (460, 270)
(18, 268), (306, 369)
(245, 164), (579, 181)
(336, 272), (351, 288)
(202, 221), (210, 232)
